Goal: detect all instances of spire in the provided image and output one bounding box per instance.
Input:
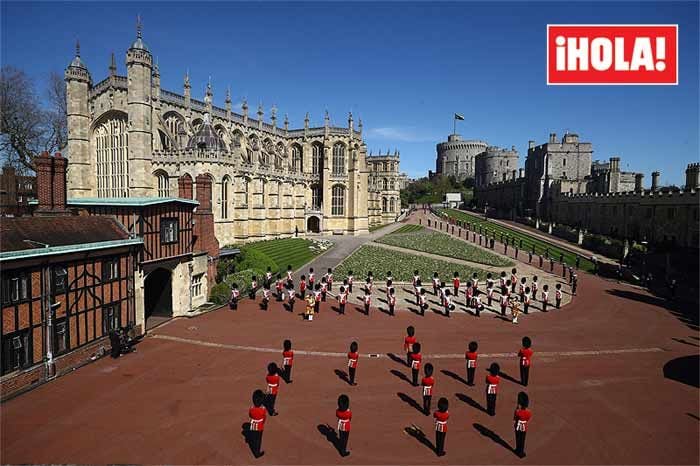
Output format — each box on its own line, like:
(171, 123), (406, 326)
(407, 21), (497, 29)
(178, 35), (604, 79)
(184, 69), (191, 89)
(76, 39), (81, 57)
(207, 76), (212, 94)
(324, 110), (330, 127)
(129, 15), (149, 51)
(68, 38), (88, 71)
(284, 113), (289, 131)
(304, 112), (310, 130)
(152, 57), (160, 77)
(358, 117), (363, 133)
(225, 86), (231, 104)
(257, 103), (264, 118)
(136, 14), (143, 39)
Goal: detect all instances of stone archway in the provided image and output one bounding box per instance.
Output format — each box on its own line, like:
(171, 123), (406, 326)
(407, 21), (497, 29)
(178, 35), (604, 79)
(306, 216), (321, 233)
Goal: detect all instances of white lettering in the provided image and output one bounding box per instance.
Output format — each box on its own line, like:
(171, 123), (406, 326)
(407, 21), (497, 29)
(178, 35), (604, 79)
(590, 37), (612, 70)
(555, 35), (567, 71)
(630, 37), (654, 71)
(614, 37), (630, 70)
(567, 37), (589, 71)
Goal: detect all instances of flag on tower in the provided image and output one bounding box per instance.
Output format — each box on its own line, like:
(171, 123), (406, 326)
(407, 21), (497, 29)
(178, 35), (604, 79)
(454, 113), (465, 120)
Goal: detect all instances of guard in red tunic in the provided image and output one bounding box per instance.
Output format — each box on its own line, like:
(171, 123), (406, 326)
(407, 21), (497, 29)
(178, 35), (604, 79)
(510, 268), (518, 293)
(499, 271), (507, 296)
(410, 342), (423, 386)
(555, 283), (563, 309)
(541, 284), (549, 312)
(465, 341), (478, 386)
(513, 391), (532, 458)
(500, 289), (509, 316)
(326, 268), (334, 292)
(247, 389), (267, 458)
(485, 362), (500, 416)
(308, 267), (316, 289)
(452, 272), (460, 297)
(433, 397), (449, 457)
(321, 277), (328, 302)
(338, 285), (347, 314)
(404, 326), (416, 366)
(471, 272), (479, 295)
(229, 283), (240, 311)
(249, 275), (258, 300)
(386, 271), (393, 291)
(261, 284), (271, 311)
(531, 276), (539, 299)
(422, 362), (435, 415)
(299, 274), (307, 299)
(286, 264), (293, 282)
(336, 394), (352, 457)
(347, 270), (354, 293)
(347, 341), (359, 386)
(282, 339), (294, 383)
(265, 267), (273, 288)
(432, 272), (440, 295)
(523, 286), (531, 314)
(363, 289), (372, 315)
(486, 273), (495, 306)
(519, 277), (527, 302)
(265, 362), (280, 416)
(286, 280), (295, 311)
(465, 282), (473, 308)
(412, 270), (421, 293)
(518, 336), (533, 386)
(388, 287), (397, 316)
(314, 284), (322, 313)
(419, 288), (428, 315)
(275, 277), (284, 302)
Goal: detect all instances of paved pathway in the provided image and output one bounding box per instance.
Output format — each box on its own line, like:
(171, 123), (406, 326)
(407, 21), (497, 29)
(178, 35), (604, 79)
(298, 222), (405, 274)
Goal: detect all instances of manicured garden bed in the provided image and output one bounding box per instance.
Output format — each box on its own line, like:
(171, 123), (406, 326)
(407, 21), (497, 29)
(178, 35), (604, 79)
(437, 208), (595, 272)
(334, 245), (486, 282)
(376, 228), (514, 267)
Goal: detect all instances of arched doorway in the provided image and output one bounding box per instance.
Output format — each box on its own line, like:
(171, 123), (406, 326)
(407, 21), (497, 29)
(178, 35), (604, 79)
(144, 268), (172, 329)
(307, 216), (321, 233)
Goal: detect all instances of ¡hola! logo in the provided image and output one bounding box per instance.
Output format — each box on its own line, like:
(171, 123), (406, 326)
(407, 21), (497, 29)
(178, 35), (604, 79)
(547, 25), (678, 85)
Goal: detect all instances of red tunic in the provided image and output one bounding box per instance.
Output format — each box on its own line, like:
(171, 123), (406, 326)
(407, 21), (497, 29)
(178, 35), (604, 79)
(514, 408), (532, 432)
(364, 295), (371, 305)
(249, 406), (267, 431)
(421, 375), (435, 397)
(518, 348), (534, 367)
(266, 374), (280, 395)
(433, 410), (449, 432)
(336, 408), (352, 432)
(283, 350), (294, 367)
(404, 336), (417, 352)
(348, 351), (359, 369)
(465, 351), (478, 369)
(453, 278), (460, 288)
(410, 352), (422, 370)
(300, 281), (306, 292)
(486, 374), (500, 394)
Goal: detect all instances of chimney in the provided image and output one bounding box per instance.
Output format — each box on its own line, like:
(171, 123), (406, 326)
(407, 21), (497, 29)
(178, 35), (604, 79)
(512, 169), (517, 181)
(610, 157), (620, 172)
(549, 133), (557, 144)
(178, 174), (193, 199)
(195, 174), (212, 212)
(685, 163), (700, 190)
(34, 151), (68, 215)
(528, 140), (535, 149)
(634, 173), (644, 192)
(651, 171), (660, 191)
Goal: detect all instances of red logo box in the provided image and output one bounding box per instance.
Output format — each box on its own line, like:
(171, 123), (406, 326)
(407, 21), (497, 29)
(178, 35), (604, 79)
(547, 24), (678, 85)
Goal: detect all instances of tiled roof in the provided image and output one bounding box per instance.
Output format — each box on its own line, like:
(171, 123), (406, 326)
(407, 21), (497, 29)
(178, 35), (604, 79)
(66, 197), (199, 207)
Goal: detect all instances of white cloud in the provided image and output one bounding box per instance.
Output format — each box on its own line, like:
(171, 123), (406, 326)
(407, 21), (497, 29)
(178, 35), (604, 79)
(367, 127), (438, 143)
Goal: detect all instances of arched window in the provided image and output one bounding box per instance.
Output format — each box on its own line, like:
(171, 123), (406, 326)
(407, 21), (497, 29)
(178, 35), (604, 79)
(389, 179), (395, 190)
(383, 162), (388, 171)
(332, 185), (345, 215)
(312, 143), (323, 175)
(292, 145), (303, 173)
(242, 178), (249, 205)
(156, 171), (169, 197)
(311, 185), (321, 209)
(221, 176), (230, 219)
(382, 198), (388, 213)
(94, 113), (129, 198)
(390, 198), (395, 212)
(332, 143), (345, 175)
(383, 178), (388, 190)
(163, 112), (186, 149)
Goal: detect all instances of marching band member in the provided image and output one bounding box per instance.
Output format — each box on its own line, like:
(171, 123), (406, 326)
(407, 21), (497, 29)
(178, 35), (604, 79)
(248, 389), (267, 458)
(541, 284), (549, 312)
(410, 342), (423, 386)
(465, 341), (478, 385)
(514, 391), (532, 458)
(452, 272), (460, 297)
(282, 339), (294, 383)
(485, 362), (501, 416)
(518, 336), (533, 386)
(265, 362), (280, 416)
(555, 283), (563, 309)
(422, 362), (435, 415)
(434, 397), (450, 457)
(388, 287), (397, 316)
(347, 341), (359, 386)
(336, 394), (352, 457)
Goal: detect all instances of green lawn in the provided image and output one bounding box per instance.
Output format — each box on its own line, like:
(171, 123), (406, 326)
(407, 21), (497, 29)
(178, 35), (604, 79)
(334, 245), (487, 282)
(244, 238), (326, 272)
(369, 223), (393, 233)
(376, 228), (514, 267)
(436, 208), (595, 272)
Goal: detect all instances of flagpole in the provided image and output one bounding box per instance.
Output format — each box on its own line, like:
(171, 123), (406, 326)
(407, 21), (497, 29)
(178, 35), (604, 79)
(453, 115), (456, 135)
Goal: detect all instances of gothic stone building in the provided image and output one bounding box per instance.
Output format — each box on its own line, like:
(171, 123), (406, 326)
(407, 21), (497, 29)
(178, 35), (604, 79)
(64, 25), (397, 246)
(366, 150), (408, 224)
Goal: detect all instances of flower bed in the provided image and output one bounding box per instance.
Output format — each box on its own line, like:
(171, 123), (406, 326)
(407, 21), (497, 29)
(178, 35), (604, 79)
(334, 245), (487, 282)
(376, 229), (514, 267)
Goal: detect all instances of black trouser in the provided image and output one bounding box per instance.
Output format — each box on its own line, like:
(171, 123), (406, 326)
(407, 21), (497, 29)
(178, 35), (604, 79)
(412, 368), (419, 386)
(339, 303), (345, 314)
(542, 302), (548, 312)
(467, 367), (475, 385)
(445, 306), (450, 317)
(328, 283), (333, 292)
(389, 304), (395, 315)
(339, 430), (350, 455)
(364, 303), (370, 314)
(435, 430), (446, 455)
(249, 289), (256, 300)
(501, 305), (506, 316)
(520, 365), (529, 386)
(284, 365), (292, 382)
(423, 395), (432, 415)
(299, 289), (305, 299)
(475, 305), (481, 317)
(572, 284), (577, 295)
(262, 299), (268, 310)
(453, 286), (459, 296)
(349, 284), (353, 293)
(348, 367), (356, 384)
(288, 298), (295, 310)
(433, 285), (438, 295)
(406, 352), (412, 366)
(528, 254), (532, 263)
(524, 303), (529, 314)
(515, 430), (527, 457)
(266, 394), (277, 415)
(250, 430), (263, 457)
(486, 394), (497, 416)
(230, 298), (238, 310)
(488, 295), (493, 306)
(556, 298), (561, 309)
(322, 291), (327, 302)
(501, 285), (506, 296)
(511, 283), (516, 293)
(315, 301), (320, 313)
(519, 292), (525, 302)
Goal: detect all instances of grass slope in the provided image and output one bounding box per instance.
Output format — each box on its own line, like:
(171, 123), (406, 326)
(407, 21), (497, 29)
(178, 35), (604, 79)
(438, 208), (595, 272)
(244, 238), (322, 272)
(376, 228), (514, 267)
(334, 245), (486, 282)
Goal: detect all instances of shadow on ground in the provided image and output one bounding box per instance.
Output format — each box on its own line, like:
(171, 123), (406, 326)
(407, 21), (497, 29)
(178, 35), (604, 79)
(663, 355), (699, 388)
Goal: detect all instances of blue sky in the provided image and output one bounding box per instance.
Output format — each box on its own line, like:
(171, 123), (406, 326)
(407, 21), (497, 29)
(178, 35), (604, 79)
(2, 1), (698, 184)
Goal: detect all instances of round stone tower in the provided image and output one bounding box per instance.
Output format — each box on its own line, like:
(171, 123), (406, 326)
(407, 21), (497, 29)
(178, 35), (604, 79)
(474, 145), (519, 188)
(435, 134), (488, 181)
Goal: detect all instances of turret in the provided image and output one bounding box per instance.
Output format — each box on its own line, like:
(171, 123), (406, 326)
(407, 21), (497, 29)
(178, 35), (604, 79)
(152, 60), (160, 105)
(271, 105), (277, 129)
(242, 98), (248, 125)
(184, 70), (191, 112)
(257, 103), (263, 130)
(685, 163), (700, 190)
(125, 15), (154, 196)
(65, 39), (93, 198)
(358, 117), (363, 135)
(634, 173), (644, 192)
(109, 51), (117, 77)
(204, 77), (213, 114)
(284, 114), (289, 135)
(225, 87), (231, 121)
